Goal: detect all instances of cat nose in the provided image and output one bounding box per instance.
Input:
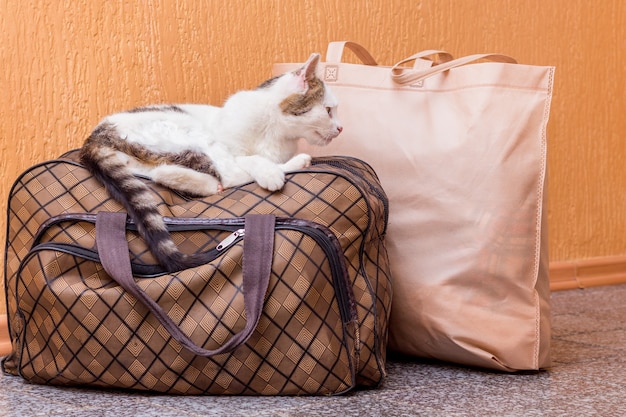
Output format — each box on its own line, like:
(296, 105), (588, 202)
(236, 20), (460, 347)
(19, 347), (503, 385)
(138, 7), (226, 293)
(337, 126), (343, 133)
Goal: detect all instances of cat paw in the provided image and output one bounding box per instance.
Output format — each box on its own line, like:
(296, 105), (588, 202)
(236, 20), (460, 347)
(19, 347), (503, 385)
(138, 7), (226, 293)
(196, 178), (223, 195)
(254, 168), (286, 191)
(282, 153), (312, 171)
(295, 153), (312, 169)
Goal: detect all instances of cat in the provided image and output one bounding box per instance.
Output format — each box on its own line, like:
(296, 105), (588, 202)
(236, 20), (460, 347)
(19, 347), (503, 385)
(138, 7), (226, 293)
(79, 53), (342, 272)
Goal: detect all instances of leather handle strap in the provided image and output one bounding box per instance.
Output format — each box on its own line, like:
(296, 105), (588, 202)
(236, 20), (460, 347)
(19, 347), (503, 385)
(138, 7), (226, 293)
(326, 41), (378, 65)
(326, 42), (453, 69)
(393, 50), (455, 71)
(96, 211), (275, 357)
(324, 41), (516, 85)
(391, 53), (518, 85)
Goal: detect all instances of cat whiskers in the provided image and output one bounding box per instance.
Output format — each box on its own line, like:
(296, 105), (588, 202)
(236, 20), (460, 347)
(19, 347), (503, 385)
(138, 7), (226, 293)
(315, 131), (334, 144)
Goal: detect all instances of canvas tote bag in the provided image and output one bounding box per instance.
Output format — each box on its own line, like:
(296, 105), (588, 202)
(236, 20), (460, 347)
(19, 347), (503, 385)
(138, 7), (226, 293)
(274, 41), (554, 371)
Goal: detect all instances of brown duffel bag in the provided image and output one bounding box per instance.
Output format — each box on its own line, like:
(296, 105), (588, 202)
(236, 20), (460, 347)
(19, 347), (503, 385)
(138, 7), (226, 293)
(2, 150), (391, 395)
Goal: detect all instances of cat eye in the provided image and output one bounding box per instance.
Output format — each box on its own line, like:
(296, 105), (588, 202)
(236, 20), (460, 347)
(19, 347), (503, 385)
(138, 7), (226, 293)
(326, 107), (332, 116)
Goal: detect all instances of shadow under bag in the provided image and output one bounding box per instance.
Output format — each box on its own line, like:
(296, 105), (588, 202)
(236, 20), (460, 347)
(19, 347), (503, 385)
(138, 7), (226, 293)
(2, 150), (392, 395)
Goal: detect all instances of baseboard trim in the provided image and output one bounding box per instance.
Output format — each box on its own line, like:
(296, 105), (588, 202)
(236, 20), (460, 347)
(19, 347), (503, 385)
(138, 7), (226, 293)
(550, 255), (626, 291)
(1, 257), (624, 356)
(0, 314), (11, 357)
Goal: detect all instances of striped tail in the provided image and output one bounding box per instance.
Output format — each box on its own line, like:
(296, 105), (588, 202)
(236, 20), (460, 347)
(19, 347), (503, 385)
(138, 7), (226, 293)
(79, 125), (209, 272)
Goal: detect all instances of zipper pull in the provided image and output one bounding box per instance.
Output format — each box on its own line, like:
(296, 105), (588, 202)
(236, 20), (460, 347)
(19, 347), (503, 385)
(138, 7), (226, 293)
(216, 229), (245, 251)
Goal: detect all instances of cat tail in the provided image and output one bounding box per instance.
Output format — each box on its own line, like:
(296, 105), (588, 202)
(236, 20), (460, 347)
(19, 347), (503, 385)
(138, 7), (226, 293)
(79, 130), (210, 273)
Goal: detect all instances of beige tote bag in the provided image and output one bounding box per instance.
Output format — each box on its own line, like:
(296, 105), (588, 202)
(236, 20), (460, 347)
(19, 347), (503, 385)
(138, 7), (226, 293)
(274, 41), (554, 371)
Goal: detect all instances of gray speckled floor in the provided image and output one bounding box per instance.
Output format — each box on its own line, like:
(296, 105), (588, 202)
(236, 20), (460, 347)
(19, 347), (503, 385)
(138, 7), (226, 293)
(1, 284), (625, 417)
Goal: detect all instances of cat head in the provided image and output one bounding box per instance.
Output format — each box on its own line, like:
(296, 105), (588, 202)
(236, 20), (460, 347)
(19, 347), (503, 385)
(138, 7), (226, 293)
(262, 53), (343, 146)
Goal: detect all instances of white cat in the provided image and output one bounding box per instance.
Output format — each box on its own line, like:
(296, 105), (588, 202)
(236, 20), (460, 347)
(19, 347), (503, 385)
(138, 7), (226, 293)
(79, 53), (342, 271)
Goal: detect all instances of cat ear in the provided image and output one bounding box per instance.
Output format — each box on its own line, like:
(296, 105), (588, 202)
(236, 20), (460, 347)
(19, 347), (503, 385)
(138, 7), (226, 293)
(293, 53), (320, 92)
(299, 53), (320, 80)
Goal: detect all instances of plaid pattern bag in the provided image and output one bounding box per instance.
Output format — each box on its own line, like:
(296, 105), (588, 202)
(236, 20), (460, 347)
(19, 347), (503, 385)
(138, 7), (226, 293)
(2, 150), (391, 395)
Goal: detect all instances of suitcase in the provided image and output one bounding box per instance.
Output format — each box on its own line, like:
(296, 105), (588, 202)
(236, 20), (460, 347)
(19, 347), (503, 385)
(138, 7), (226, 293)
(2, 150), (392, 395)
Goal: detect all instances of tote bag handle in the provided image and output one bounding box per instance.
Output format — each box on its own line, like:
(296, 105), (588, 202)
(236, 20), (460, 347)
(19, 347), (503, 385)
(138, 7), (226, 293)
(96, 211), (275, 357)
(325, 41), (454, 69)
(390, 50), (455, 70)
(326, 41), (378, 65)
(391, 53), (518, 84)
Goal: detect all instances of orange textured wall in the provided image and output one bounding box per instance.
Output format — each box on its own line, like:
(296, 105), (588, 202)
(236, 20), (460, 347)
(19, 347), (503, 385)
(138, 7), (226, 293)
(1, 0), (625, 311)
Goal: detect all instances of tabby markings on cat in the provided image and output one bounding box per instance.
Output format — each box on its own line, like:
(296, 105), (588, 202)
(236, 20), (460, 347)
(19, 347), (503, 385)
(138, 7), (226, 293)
(79, 53), (342, 272)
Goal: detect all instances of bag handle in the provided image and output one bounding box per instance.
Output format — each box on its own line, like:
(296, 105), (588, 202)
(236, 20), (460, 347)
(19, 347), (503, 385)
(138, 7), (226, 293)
(325, 41), (453, 69)
(96, 211), (275, 357)
(326, 41), (378, 65)
(393, 50), (455, 71)
(391, 53), (518, 85)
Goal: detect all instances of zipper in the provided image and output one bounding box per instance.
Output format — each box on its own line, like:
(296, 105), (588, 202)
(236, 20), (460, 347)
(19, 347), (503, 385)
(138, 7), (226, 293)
(185, 221), (354, 324)
(276, 221), (354, 325)
(26, 217), (356, 325)
(216, 229), (245, 251)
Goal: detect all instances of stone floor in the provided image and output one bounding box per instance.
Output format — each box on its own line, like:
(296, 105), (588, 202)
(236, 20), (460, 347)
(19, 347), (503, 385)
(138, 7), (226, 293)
(1, 284), (625, 416)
